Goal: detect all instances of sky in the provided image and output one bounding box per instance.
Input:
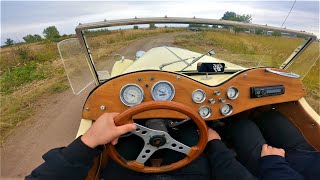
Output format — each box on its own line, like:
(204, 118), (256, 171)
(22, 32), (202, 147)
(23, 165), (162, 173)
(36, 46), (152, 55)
(1, 0), (319, 45)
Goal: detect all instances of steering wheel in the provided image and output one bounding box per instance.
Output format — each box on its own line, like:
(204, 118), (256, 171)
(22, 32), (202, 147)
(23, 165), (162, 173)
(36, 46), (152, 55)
(107, 101), (208, 173)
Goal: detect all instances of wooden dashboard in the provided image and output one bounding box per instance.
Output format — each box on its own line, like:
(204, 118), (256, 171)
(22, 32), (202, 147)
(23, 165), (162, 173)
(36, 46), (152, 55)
(82, 68), (306, 121)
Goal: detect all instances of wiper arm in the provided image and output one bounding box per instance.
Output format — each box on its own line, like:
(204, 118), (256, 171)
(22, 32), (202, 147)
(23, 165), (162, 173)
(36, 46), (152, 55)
(180, 48), (214, 71)
(159, 57), (195, 70)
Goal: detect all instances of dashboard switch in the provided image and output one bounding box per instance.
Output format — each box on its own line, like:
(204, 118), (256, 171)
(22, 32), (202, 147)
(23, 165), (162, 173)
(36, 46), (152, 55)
(219, 98), (226, 103)
(208, 98), (216, 104)
(214, 90), (221, 96)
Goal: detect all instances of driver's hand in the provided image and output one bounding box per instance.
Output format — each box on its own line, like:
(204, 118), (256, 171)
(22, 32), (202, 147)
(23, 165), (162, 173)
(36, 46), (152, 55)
(261, 144), (285, 157)
(207, 128), (221, 142)
(81, 113), (136, 148)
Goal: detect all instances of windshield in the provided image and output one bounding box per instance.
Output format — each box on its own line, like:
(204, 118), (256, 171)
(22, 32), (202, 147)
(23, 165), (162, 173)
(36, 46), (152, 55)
(81, 22), (315, 81)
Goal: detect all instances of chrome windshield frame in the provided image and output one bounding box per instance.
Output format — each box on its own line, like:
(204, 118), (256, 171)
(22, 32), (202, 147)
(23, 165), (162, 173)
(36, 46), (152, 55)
(74, 17), (317, 85)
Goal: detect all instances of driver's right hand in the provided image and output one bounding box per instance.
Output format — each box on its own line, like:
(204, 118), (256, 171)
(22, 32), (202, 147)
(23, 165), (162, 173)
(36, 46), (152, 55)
(81, 113), (136, 148)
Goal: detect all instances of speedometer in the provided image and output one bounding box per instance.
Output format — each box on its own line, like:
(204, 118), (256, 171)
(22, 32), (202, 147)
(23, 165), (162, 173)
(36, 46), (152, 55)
(120, 84), (144, 106)
(151, 81), (175, 101)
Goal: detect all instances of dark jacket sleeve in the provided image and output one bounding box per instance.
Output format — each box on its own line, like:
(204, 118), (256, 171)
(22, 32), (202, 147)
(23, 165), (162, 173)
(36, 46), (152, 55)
(25, 137), (101, 180)
(259, 155), (303, 180)
(206, 139), (257, 180)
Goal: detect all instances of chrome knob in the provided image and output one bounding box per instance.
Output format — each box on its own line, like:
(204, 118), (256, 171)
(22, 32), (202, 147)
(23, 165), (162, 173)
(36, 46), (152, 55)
(219, 98), (226, 103)
(208, 98), (215, 104)
(214, 90), (221, 96)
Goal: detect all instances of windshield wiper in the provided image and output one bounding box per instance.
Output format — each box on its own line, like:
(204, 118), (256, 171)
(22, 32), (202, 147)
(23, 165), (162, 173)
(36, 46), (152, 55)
(180, 48), (214, 71)
(159, 47), (195, 70)
(159, 57), (195, 70)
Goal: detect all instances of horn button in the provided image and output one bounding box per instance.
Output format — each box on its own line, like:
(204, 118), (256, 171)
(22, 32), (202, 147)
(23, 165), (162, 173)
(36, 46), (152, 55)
(149, 135), (167, 147)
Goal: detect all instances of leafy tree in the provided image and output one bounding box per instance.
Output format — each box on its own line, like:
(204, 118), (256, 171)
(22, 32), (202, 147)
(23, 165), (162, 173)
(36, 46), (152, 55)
(33, 34), (42, 41)
(43, 26), (60, 40)
(272, 31), (281, 36)
(189, 24), (209, 28)
(5, 38), (14, 46)
(149, 24), (157, 29)
(23, 34), (36, 43)
(221, 11), (252, 23)
(23, 34), (42, 43)
(255, 29), (264, 35)
(133, 25), (139, 29)
(221, 11), (252, 33)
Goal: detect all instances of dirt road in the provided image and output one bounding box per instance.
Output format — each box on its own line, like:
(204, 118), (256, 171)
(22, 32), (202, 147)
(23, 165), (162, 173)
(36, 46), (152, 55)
(0, 32), (188, 179)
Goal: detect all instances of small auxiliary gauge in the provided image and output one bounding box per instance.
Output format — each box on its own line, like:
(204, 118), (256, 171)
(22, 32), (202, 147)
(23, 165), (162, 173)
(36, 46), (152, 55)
(220, 104), (233, 116)
(192, 89), (206, 103)
(226, 87), (239, 100)
(198, 105), (212, 119)
(120, 84), (144, 107)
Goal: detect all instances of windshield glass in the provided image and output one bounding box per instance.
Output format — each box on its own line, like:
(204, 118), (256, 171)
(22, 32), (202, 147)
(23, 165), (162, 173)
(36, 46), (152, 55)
(82, 23), (313, 81)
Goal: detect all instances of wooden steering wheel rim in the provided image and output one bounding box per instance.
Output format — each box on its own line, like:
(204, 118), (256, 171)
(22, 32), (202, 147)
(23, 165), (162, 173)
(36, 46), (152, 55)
(107, 101), (208, 173)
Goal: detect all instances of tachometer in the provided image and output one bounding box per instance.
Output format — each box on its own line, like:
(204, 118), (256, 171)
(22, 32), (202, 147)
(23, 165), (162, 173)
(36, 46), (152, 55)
(151, 81), (175, 101)
(120, 84), (144, 106)
(192, 89), (206, 103)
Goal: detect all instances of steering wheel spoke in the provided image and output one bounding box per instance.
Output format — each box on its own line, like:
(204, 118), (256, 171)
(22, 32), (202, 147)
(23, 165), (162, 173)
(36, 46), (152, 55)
(136, 144), (157, 164)
(159, 136), (191, 155)
(132, 123), (191, 164)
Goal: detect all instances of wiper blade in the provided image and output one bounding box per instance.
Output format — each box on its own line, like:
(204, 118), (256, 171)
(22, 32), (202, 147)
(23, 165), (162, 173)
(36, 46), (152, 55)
(180, 48), (214, 71)
(159, 57), (195, 70)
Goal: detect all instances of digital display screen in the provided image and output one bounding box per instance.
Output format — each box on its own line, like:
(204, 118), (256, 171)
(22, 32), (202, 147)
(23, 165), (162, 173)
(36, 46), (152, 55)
(266, 88), (282, 94)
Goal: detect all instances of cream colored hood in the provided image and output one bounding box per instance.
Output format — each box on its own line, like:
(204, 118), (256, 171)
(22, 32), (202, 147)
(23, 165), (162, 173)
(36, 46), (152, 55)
(122, 46), (245, 86)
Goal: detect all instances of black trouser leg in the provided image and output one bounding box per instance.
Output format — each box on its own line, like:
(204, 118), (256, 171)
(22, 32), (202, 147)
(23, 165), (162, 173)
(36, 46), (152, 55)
(228, 119), (266, 177)
(255, 111), (315, 152)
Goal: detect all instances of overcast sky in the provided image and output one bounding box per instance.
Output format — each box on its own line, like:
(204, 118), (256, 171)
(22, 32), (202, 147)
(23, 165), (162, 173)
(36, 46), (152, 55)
(1, 0), (319, 45)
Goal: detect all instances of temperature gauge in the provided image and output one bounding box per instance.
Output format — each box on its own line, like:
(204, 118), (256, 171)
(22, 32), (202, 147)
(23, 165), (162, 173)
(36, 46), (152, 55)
(192, 89), (206, 103)
(220, 104), (233, 116)
(198, 105), (212, 119)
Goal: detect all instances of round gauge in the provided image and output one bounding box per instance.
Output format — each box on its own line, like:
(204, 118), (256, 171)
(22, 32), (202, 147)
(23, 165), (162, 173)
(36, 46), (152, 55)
(198, 105), (212, 119)
(120, 84), (144, 106)
(192, 89), (206, 103)
(220, 104), (233, 116)
(226, 87), (239, 100)
(151, 81), (175, 101)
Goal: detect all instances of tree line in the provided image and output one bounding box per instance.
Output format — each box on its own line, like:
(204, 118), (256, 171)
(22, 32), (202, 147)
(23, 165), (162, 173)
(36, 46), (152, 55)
(4, 26), (61, 47)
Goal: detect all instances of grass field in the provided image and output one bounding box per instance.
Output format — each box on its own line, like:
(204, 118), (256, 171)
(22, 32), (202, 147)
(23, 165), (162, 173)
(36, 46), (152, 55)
(0, 27), (319, 142)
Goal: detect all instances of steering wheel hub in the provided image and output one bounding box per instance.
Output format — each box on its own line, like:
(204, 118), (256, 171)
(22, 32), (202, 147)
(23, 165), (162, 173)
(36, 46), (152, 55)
(149, 135), (167, 147)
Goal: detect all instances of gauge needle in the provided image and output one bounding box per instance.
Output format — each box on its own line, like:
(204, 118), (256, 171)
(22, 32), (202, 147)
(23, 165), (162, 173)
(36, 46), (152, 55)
(125, 92), (135, 97)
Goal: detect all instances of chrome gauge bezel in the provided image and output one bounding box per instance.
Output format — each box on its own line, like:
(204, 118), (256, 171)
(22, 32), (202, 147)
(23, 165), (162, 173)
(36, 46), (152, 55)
(220, 103), (233, 116)
(151, 80), (175, 101)
(226, 86), (239, 100)
(198, 105), (212, 119)
(120, 83), (144, 107)
(192, 89), (206, 103)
